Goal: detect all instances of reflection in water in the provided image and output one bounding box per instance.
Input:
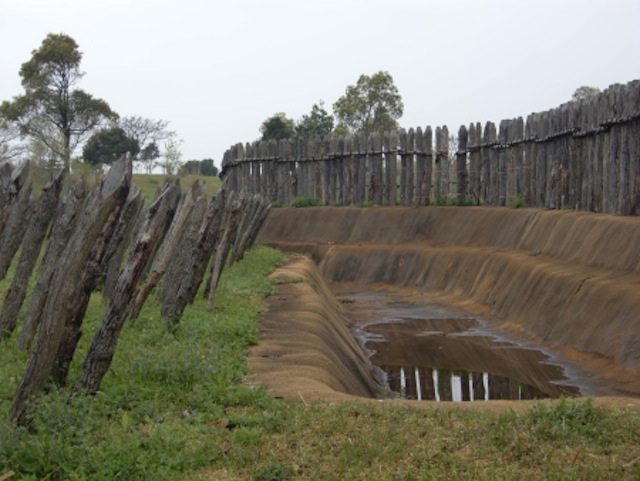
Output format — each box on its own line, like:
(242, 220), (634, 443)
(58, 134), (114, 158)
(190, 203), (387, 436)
(383, 365), (551, 402)
(335, 289), (585, 401)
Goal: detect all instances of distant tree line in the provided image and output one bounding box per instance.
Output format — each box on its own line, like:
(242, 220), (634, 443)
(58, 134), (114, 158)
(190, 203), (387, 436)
(259, 71), (404, 141)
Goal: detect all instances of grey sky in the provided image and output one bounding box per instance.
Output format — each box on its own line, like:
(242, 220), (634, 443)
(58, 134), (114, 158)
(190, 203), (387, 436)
(2, 0), (639, 166)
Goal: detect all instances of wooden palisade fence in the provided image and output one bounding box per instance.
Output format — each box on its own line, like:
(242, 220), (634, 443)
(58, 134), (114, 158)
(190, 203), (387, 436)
(0, 158), (270, 424)
(221, 79), (640, 215)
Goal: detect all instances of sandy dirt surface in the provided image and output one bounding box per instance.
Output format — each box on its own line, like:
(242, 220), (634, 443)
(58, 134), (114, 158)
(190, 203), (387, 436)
(249, 207), (640, 411)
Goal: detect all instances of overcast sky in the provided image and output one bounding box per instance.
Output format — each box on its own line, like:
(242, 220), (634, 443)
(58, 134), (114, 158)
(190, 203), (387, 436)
(2, 0), (639, 166)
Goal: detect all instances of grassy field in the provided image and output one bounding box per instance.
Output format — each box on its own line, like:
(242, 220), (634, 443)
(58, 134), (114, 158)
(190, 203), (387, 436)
(1, 243), (640, 480)
(29, 162), (222, 204)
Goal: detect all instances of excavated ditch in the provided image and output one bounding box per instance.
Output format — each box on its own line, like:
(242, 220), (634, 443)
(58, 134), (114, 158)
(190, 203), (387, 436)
(251, 207), (640, 404)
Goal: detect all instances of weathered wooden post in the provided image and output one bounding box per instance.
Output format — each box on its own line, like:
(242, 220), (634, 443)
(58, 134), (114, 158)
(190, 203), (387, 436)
(457, 125), (468, 205)
(0, 162), (34, 281)
(467, 123), (480, 205)
(414, 127), (426, 206)
(399, 129), (408, 205)
(74, 175), (180, 395)
(484, 122), (498, 206)
(10, 158), (132, 424)
(406, 128), (415, 205)
(52, 185), (148, 386)
(524, 115), (536, 207)
(369, 132), (382, 204)
(497, 120), (508, 206)
(130, 180), (206, 322)
(0, 170), (65, 340)
(385, 131), (399, 205)
(424, 127), (433, 205)
(17, 181), (88, 351)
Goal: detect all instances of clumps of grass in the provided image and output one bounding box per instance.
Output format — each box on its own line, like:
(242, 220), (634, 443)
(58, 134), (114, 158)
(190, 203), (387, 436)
(290, 197), (324, 208)
(511, 194), (525, 208)
(270, 276), (305, 286)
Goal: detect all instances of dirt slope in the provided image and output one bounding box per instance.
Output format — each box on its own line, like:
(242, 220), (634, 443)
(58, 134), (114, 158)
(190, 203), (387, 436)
(252, 206), (640, 404)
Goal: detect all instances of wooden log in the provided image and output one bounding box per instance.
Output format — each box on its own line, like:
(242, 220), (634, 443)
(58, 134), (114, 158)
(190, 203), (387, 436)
(16, 181), (88, 351)
(406, 128), (415, 205)
(524, 115), (535, 207)
(102, 188), (145, 301)
(10, 158), (132, 424)
(0, 161), (28, 242)
(434, 127), (445, 203)
(484, 122), (498, 206)
(467, 123), (480, 205)
(159, 187), (228, 323)
(0, 170), (65, 340)
(230, 195), (270, 264)
(414, 127), (426, 206)
(205, 198), (243, 309)
(399, 129), (408, 205)
(228, 195), (258, 265)
(514, 117), (525, 203)
(74, 174), (180, 395)
(0, 165), (34, 281)
(130, 180), (205, 321)
(457, 125), (468, 204)
(371, 132), (383, 204)
(0, 162), (13, 219)
(497, 119), (508, 206)
(52, 184), (149, 387)
(421, 127), (432, 206)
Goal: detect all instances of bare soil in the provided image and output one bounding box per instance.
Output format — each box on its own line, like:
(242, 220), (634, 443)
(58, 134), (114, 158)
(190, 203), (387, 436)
(249, 206), (640, 411)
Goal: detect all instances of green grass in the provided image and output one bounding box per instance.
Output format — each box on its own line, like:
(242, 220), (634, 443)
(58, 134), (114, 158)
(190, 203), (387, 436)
(290, 196), (324, 208)
(1, 246), (640, 480)
(29, 162), (221, 204)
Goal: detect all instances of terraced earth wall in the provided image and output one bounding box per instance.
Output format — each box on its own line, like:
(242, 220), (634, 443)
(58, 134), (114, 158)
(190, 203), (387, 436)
(257, 207), (640, 396)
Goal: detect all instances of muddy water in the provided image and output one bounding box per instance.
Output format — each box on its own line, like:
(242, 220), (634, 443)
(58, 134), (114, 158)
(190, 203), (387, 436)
(335, 289), (591, 402)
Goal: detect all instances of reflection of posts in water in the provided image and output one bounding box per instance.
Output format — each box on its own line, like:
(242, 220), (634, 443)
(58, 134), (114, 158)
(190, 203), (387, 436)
(382, 365), (550, 402)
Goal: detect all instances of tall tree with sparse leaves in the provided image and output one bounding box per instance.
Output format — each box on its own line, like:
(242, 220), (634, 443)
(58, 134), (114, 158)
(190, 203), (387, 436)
(0, 33), (117, 168)
(333, 71), (403, 137)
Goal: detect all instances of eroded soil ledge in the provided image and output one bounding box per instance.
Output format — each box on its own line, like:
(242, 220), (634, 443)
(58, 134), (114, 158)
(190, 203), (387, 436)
(250, 207), (640, 409)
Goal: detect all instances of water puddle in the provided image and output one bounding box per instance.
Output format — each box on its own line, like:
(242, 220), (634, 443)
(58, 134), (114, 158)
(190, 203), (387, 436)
(335, 289), (589, 402)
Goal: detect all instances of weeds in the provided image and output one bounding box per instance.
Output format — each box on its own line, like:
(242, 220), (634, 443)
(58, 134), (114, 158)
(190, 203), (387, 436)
(290, 197), (324, 208)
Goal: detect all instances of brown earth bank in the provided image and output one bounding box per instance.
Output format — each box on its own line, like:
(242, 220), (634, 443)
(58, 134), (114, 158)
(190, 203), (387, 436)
(250, 206), (640, 410)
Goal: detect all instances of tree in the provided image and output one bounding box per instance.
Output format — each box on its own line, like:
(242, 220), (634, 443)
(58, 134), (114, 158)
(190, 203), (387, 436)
(333, 71), (403, 136)
(179, 160), (201, 175)
(200, 158), (218, 176)
(118, 116), (173, 172)
(572, 85), (601, 101)
(82, 127), (140, 166)
(0, 33), (117, 168)
(0, 117), (25, 162)
(157, 135), (182, 175)
(260, 113), (296, 141)
(296, 101), (334, 138)
(138, 141), (160, 174)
